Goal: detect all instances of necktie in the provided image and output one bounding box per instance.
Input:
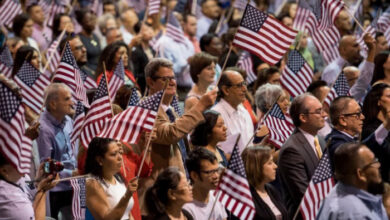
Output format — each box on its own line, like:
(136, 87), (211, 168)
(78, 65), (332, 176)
(166, 108), (188, 175)
(314, 136), (322, 159)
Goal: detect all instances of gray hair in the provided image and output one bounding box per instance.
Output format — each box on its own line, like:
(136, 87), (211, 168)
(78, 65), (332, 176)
(98, 13), (116, 33)
(255, 83), (283, 113)
(44, 83), (71, 112)
(144, 58), (173, 79)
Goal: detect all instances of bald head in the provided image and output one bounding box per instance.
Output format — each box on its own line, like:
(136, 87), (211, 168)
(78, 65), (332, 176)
(339, 35), (363, 66)
(335, 10), (352, 36)
(343, 66), (360, 87)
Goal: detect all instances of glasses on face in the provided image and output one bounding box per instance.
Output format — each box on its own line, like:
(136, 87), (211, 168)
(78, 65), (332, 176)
(341, 111), (363, 119)
(228, 81), (247, 88)
(304, 108), (325, 115)
(361, 158), (380, 170)
(74, 45), (85, 51)
(200, 167), (221, 176)
(152, 76), (176, 82)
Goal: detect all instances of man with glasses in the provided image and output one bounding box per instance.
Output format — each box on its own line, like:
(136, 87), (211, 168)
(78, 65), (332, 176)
(317, 142), (387, 219)
(212, 70), (254, 153)
(327, 96), (390, 180)
(139, 58), (217, 211)
(278, 93), (327, 218)
(184, 148), (227, 220)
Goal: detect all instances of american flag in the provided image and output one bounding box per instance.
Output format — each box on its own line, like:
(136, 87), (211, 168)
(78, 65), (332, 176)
(171, 95), (182, 116)
(150, 30), (163, 51)
(39, 0), (65, 27)
(98, 90), (163, 144)
(0, 45), (13, 78)
(80, 69), (98, 90)
(127, 87), (140, 107)
(14, 61), (51, 115)
(108, 59), (125, 101)
(385, 28), (390, 47)
(233, 0), (255, 11)
(237, 51), (257, 84)
(311, 26), (341, 64)
(71, 177), (87, 220)
(281, 50), (314, 98)
(165, 12), (187, 45)
(233, 5), (298, 65)
(80, 73), (112, 148)
(378, 7), (390, 32)
(0, 0), (22, 27)
(300, 151), (335, 220)
(70, 101), (85, 152)
(324, 72), (350, 107)
(0, 81), (32, 174)
(46, 36), (61, 73)
(53, 42), (89, 107)
(91, 0), (103, 17)
(148, 0), (161, 15)
(215, 142), (255, 220)
(293, 5), (314, 32)
(263, 103), (295, 148)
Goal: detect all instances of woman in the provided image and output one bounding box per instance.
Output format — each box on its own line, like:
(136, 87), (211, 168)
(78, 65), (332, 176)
(85, 137), (138, 220)
(143, 167), (194, 220)
(76, 9), (101, 71)
(185, 52), (217, 112)
(96, 41), (137, 86)
(0, 153), (57, 219)
(242, 146), (288, 220)
(371, 53), (390, 85)
(253, 67), (281, 93)
(11, 45), (40, 77)
(191, 110), (228, 167)
(52, 13), (75, 40)
(12, 13), (40, 53)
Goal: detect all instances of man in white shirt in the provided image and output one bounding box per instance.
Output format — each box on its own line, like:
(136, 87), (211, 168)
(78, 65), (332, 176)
(212, 71), (254, 153)
(184, 148), (227, 220)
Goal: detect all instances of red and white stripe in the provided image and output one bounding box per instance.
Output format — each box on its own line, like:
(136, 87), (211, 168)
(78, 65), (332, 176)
(46, 39), (61, 73)
(148, 0), (161, 15)
(70, 101), (85, 152)
(108, 60), (124, 101)
(71, 178), (86, 220)
(0, 0), (22, 27)
(317, 0), (344, 31)
(263, 114), (294, 148)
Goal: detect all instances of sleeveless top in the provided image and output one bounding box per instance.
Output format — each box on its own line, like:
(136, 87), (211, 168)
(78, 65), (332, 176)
(98, 177), (134, 220)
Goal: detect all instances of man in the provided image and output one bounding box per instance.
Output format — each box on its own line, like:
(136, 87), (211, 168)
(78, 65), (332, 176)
(36, 83), (76, 219)
(184, 148), (227, 220)
(343, 66), (360, 88)
(212, 70), (254, 153)
(103, 0), (117, 17)
(321, 34), (376, 102)
(120, 9), (139, 44)
(183, 13), (200, 53)
(97, 13), (118, 48)
(196, 0), (226, 40)
(317, 143), (387, 219)
(327, 96), (390, 181)
(140, 58), (217, 200)
(334, 9), (352, 37)
(106, 28), (123, 45)
(28, 3), (52, 51)
(376, 32), (390, 55)
(278, 93), (327, 218)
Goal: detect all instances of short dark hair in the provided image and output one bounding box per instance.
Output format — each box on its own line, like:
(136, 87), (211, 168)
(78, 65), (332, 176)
(253, 66), (279, 90)
(12, 14), (30, 37)
(26, 3), (39, 14)
(217, 72), (232, 99)
(186, 148), (217, 181)
(334, 142), (365, 182)
(144, 58), (173, 79)
(191, 110), (220, 146)
(200, 33), (218, 51)
(329, 96), (354, 126)
(371, 53), (390, 85)
(289, 93), (312, 127)
(189, 52), (217, 83)
(183, 13), (196, 23)
(52, 13), (69, 39)
(84, 137), (116, 178)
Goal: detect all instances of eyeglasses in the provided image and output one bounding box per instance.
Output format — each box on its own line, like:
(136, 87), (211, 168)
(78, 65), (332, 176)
(361, 158), (380, 170)
(341, 111), (363, 119)
(304, 108), (325, 115)
(228, 81), (247, 88)
(74, 45), (85, 51)
(200, 167), (222, 176)
(152, 76), (176, 81)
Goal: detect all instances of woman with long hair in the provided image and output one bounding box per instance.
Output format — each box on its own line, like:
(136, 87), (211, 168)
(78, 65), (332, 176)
(11, 45), (40, 78)
(85, 137), (138, 220)
(371, 53), (390, 85)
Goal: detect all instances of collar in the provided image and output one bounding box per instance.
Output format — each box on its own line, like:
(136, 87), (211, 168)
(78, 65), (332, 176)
(43, 111), (67, 129)
(338, 130), (356, 139)
(219, 98), (243, 115)
(161, 104), (172, 112)
(338, 182), (383, 205)
(336, 56), (348, 67)
(299, 128), (316, 147)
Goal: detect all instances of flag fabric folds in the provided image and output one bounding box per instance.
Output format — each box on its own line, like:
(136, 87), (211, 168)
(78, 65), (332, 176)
(299, 151), (335, 220)
(14, 61), (51, 115)
(0, 45), (14, 78)
(0, 0), (22, 27)
(237, 51), (257, 84)
(46, 36), (61, 73)
(54, 42), (89, 107)
(324, 72), (350, 106)
(148, 0), (161, 15)
(166, 12), (189, 45)
(79, 73), (112, 148)
(71, 177), (87, 220)
(281, 50), (314, 98)
(70, 101), (85, 152)
(215, 143), (256, 220)
(108, 59), (125, 101)
(127, 87), (141, 107)
(263, 103), (295, 148)
(98, 90), (163, 144)
(0, 81), (32, 174)
(233, 4), (298, 65)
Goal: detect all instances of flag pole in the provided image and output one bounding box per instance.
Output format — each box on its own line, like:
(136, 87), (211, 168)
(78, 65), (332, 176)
(321, 70), (344, 106)
(215, 10), (225, 34)
(136, 80), (170, 178)
(207, 134), (241, 220)
(343, 5), (365, 31)
(191, 0), (197, 15)
(42, 25), (69, 74)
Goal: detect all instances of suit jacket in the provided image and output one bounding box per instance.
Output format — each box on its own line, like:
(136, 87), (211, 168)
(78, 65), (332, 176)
(278, 129), (325, 219)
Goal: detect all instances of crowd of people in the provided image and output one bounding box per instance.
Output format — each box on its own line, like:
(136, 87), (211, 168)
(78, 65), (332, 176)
(1, 0), (390, 219)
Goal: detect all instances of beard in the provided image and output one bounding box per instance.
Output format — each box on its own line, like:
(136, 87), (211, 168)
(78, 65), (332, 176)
(367, 180), (385, 195)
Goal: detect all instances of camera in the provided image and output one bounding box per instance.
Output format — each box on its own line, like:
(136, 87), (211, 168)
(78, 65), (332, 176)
(44, 159), (64, 175)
